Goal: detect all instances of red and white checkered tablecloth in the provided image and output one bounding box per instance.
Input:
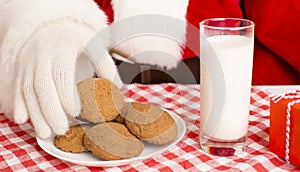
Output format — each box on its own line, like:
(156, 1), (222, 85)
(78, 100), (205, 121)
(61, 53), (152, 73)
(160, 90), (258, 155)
(0, 84), (299, 171)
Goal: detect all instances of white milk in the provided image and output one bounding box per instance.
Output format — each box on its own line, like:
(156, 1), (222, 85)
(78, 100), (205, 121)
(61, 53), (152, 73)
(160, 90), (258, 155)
(200, 35), (254, 141)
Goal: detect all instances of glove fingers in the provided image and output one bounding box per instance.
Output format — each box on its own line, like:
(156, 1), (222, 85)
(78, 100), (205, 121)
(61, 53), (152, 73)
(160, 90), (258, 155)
(52, 51), (81, 117)
(34, 53), (69, 136)
(96, 54), (123, 89)
(14, 67), (29, 124)
(23, 60), (52, 139)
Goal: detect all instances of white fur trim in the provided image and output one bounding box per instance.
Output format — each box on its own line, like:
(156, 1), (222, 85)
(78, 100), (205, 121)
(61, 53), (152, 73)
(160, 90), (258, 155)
(111, 0), (189, 69)
(1, 0), (107, 72)
(0, 0), (108, 115)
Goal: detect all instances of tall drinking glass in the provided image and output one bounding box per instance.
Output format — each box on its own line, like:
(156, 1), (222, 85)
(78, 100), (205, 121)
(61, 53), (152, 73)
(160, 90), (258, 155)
(199, 18), (254, 156)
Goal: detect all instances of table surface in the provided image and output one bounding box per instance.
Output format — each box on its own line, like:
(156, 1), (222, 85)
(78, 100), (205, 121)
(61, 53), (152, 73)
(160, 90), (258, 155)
(1, 84), (300, 172)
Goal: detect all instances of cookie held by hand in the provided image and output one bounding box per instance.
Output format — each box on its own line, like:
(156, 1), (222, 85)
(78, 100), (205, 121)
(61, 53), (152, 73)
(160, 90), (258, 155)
(121, 102), (178, 145)
(77, 78), (125, 123)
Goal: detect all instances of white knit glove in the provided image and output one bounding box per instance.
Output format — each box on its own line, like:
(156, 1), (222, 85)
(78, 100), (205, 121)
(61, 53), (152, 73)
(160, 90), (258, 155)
(0, 0), (122, 139)
(111, 0), (189, 70)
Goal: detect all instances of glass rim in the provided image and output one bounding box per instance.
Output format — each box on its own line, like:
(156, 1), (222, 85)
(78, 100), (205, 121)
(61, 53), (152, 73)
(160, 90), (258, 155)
(200, 18), (255, 31)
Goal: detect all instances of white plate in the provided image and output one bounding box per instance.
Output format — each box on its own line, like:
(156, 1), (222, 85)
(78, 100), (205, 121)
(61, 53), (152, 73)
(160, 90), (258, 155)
(36, 110), (186, 167)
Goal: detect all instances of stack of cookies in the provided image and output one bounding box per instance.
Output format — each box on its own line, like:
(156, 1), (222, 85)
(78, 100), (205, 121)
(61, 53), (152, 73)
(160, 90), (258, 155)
(54, 78), (178, 161)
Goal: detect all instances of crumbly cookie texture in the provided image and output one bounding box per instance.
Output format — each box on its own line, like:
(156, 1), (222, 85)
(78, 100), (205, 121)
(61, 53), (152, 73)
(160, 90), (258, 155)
(77, 78), (125, 123)
(113, 114), (125, 124)
(84, 122), (144, 160)
(122, 102), (178, 145)
(54, 124), (90, 153)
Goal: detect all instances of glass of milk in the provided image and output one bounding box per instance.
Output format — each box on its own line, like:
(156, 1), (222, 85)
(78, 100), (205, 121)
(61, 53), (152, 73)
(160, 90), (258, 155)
(199, 18), (254, 156)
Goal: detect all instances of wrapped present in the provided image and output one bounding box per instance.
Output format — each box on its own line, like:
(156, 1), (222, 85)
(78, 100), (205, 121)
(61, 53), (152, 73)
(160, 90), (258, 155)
(270, 91), (300, 167)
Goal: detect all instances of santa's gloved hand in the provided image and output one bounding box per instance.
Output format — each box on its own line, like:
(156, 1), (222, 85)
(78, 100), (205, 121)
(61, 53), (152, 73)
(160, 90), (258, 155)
(0, 0), (122, 139)
(110, 0), (189, 70)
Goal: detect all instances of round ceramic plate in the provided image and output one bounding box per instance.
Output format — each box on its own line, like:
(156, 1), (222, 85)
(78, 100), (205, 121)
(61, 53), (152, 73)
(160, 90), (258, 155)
(36, 110), (186, 167)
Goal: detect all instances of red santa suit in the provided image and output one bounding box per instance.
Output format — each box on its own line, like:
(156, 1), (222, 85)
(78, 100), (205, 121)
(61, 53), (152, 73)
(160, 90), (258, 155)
(97, 0), (300, 85)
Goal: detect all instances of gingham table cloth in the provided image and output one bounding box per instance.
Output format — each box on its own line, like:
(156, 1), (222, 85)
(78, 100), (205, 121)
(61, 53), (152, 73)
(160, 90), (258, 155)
(0, 84), (299, 171)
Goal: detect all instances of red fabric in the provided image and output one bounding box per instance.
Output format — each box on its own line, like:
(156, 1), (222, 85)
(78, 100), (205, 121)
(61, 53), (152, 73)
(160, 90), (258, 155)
(244, 0), (300, 85)
(252, 40), (300, 85)
(94, 0), (114, 23)
(184, 0), (242, 59)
